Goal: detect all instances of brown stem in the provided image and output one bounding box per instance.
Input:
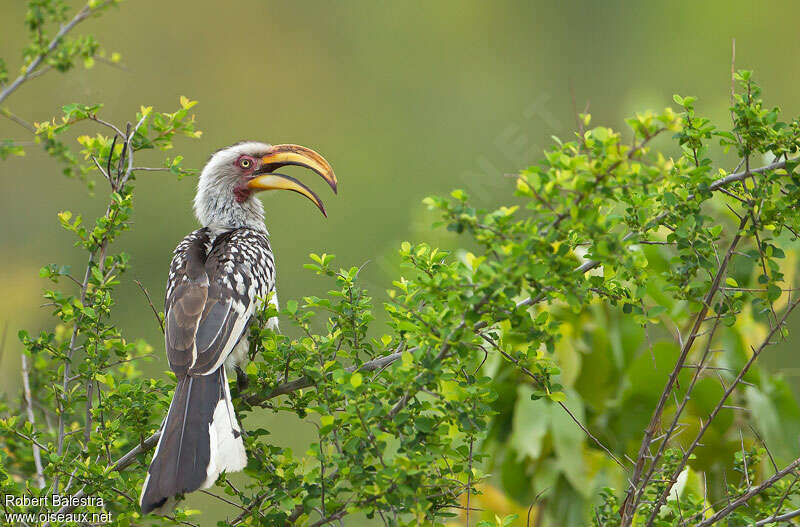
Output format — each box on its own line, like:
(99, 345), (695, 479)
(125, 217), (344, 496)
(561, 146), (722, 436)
(621, 214), (749, 526)
(693, 456), (800, 527)
(644, 295), (800, 526)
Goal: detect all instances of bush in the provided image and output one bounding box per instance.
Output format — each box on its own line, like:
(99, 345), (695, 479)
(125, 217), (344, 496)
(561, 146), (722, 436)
(3, 2), (800, 526)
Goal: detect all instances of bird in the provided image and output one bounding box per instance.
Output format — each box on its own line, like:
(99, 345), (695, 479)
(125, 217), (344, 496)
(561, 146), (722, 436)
(139, 141), (337, 514)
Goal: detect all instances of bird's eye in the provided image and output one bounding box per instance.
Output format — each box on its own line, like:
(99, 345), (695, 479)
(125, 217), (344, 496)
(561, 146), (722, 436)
(239, 158), (252, 169)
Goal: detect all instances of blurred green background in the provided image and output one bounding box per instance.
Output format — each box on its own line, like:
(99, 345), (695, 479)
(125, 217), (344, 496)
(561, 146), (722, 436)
(3, 1), (800, 524)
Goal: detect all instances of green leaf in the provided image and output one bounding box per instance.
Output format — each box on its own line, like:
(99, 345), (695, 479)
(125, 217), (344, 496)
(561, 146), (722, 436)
(767, 284), (782, 302)
(510, 385), (549, 460)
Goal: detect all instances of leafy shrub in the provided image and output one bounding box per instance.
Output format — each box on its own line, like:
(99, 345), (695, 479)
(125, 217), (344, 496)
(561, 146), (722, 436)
(3, 2), (800, 526)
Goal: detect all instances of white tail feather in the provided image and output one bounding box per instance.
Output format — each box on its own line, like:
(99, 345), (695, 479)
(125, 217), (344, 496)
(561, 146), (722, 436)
(202, 368), (247, 488)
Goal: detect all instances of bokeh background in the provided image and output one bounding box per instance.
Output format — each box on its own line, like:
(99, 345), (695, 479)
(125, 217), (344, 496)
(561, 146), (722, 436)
(2, 1), (800, 524)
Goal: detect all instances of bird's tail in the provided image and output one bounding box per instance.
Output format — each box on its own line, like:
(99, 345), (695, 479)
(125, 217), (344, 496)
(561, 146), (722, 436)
(140, 368), (247, 514)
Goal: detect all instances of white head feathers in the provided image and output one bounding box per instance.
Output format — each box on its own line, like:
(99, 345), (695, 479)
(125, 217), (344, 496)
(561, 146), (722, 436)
(193, 142), (271, 233)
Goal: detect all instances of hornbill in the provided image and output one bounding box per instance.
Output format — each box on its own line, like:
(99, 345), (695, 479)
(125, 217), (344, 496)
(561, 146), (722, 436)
(139, 142), (336, 514)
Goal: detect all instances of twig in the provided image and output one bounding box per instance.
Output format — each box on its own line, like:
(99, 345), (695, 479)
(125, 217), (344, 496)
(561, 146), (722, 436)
(88, 114), (125, 139)
(0, 108), (36, 133)
(693, 456), (800, 527)
(130, 166), (173, 172)
(243, 350), (403, 406)
(199, 489), (247, 511)
(754, 507), (800, 527)
(91, 155), (112, 186)
(386, 319), (466, 419)
(229, 490), (272, 526)
(622, 215), (749, 526)
(21, 353), (45, 489)
(631, 311), (723, 512)
(134, 279), (164, 333)
(646, 295), (800, 526)
(549, 129), (665, 231)
(119, 113), (148, 187)
(478, 329), (624, 468)
(0, 2), (113, 105)
(466, 421), (474, 527)
(709, 159), (789, 192)
(578, 158), (794, 275)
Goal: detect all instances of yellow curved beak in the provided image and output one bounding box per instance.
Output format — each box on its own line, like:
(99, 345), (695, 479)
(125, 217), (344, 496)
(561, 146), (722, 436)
(247, 173), (326, 216)
(259, 144), (337, 193)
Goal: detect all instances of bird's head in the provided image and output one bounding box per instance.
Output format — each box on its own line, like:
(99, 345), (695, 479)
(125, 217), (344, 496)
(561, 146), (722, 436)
(193, 141), (337, 231)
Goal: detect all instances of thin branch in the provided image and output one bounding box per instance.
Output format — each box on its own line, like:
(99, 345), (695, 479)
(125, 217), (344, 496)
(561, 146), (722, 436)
(755, 507), (800, 527)
(243, 350), (403, 406)
(549, 128), (666, 231)
(199, 489), (247, 511)
(134, 279), (164, 333)
(466, 417), (474, 527)
(88, 114), (125, 139)
(693, 456), (800, 527)
(648, 295), (800, 526)
(387, 319), (466, 419)
(229, 490), (272, 526)
(54, 252), (93, 491)
(709, 159), (789, 192)
(631, 311), (723, 512)
(578, 158), (794, 275)
(120, 112), (148, 186)
(90, 155), (112, 186)
(0, 2), (113, 105)
(622, 215), (749, 526)
(0, 108), (36, 133)
(478, 330), (624, 468)
(21, 353), (45, 489)
(130, 166), (173, 172)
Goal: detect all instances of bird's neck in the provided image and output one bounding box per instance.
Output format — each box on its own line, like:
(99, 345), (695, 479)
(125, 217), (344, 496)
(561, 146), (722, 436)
(194, 188), (268, 234)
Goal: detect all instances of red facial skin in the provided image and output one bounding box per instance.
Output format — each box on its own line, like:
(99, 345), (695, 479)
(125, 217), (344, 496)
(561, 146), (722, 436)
(233, 155), (259, 203)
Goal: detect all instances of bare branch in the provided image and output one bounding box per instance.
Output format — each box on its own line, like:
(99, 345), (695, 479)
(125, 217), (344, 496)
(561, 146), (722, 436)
(0, 108), (36, 133)
(754, 507), (800, 527)
(693, 456), (800, 527)
(709, 159), (789, 192)
(631, 311), (723, 511)
(134, 279), (164, 333)
(646, 295), (800, 525)
(21, 353), (45, 489)
(622, 215), (749, 526)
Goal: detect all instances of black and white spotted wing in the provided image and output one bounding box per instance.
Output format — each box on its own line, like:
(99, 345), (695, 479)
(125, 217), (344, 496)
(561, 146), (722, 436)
(164, 227), (275, 377)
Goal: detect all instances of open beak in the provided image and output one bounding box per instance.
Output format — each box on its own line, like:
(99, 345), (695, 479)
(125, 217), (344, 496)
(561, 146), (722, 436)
(247, 173), (327, 217)
(246, 144), (337, 217)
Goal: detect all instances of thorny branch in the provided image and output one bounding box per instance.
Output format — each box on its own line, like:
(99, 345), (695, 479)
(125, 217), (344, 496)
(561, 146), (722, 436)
(693, 456), (800, 527)
(644, 295), (800, 526)
(620, 214), (750, 526)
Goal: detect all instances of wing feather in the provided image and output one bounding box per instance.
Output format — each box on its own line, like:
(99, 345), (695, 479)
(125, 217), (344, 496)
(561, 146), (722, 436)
(164, 228), (274, 377)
